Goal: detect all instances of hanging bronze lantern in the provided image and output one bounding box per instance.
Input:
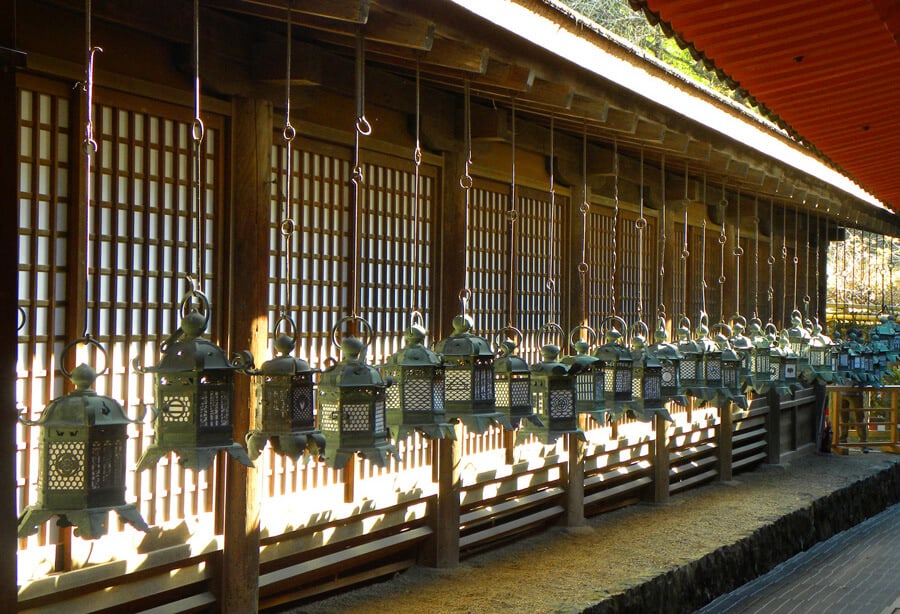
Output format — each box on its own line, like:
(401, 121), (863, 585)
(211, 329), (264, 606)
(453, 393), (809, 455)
(676, 316), (703, 396)
(712, 323), (748, 408)
(745, 317), (774, 393)
(136, 286), (252, 472)
(728, 315), (754, 384)
(873, 315), (898, 362)
(244, 316), (325, 462)
(650, 317), (687, 407)
(831, 329), (852, 383)
(805, 318), (835, 384)
(492, 327), (533, 430)
(786, 310), (811, 372)
(520, 333), (583, 444)
(592, 316), (633, 419)
(627, 321), (671, 422)
(769, 329), (802, 395)
(564, 325), (608, 423)
(382, 312), (454, 441)
(318, 316), (399, 469)
(433, 313), (506, 434)
(19, 337), (149, 539)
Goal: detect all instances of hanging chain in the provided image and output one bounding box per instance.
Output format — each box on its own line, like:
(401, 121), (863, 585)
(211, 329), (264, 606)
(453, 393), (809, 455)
(733, 187), (743, 317)
(817, 217), (823, 319)
(635, 149), (645, 324)
(658, 154), (666, 322)
(890, 236), (895, 311)
(349, 27), (370, 318)
(753, 197), (760, 319)
(412, 58), (422, 319)
(546, 115), (558, 322)
(507, 98), (519, 328)
(881, 232), (886, 311)
(681, 165), (690, 322)
(459, 81), (474, 315)
(718, 184), (727, 323)
(701, 217), (709, 318)
(804, 208), (811, 316)
(792, 208), (800, 312)
(279, 1), (296, 320)
(610, 139), (619, 318)
(191, 0), (205, 292)
(578, 125), (589, 322)
(82, 0), (102, 337)
(781, 205), (788, 322)
(767, 199), (775, 323)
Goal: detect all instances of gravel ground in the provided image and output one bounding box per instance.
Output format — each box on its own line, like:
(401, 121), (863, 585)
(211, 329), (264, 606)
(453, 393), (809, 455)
(285, 450), (900, 614)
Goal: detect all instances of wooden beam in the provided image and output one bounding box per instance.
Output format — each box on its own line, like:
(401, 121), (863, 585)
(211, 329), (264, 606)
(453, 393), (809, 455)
(242, 0), (369, 23)
(522, 78), (574, 109)
(251, 40), (323, 86)
(362, 36), (489, 74)
(1, 1), (21, 604)
(223, 97), (271, 614)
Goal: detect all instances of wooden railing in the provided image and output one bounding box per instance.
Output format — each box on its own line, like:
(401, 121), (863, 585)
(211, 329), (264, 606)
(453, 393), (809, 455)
(828, 385), (900, 455)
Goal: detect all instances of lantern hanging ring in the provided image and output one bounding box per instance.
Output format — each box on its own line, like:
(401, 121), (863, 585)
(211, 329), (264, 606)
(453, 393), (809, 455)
(494, 325), (524, 351)
(331, 315), (374, 349)
(272, 313), (297, 342)
(569, 324), (597, 348)
(631, 319), (650, 340)
(59, 335), (109, 379)
(539, 321), (565, 348)
(17, 306), (26, 332)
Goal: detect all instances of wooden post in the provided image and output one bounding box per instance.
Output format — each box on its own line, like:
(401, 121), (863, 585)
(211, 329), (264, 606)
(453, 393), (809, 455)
(565, 430), (585, 526)
(428, 424), (461, 567)
(1, 26), (24, 609)
(717, 401), (733, 481)
(766, 389), (782, 464)
(222, 97), (272, 613)
(650, 412), (670, 503)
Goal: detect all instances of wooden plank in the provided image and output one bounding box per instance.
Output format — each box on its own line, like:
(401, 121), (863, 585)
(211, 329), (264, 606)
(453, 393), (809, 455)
(140, 592), (217, 614)
(459, 506), (564, 549)
(258, 526), (432, 591)
(732, 451), (768, 470)
(669, 469), (718, 493)
(460, 487), (564, 526)
(584, 476), (652, 506)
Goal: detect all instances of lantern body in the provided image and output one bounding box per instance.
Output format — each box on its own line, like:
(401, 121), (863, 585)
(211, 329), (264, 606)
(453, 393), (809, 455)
(563, 340), (607, 421)
(652, 339), (686, 406)
(18, 363), (149, 540)
(593, 332), (633, 409)
(729, 329), (754, 382)
(494, 342), (535, 429)
(786, 311), (811, 367)
(629, 350), (667, 420)
(318, 335), (399, 469)
(519, 345), (583, 443)
(382, 323), (453, 440)
(433, 315), (505, 433)
(137, 309), (252, 472)
(247, 345), (324, 461)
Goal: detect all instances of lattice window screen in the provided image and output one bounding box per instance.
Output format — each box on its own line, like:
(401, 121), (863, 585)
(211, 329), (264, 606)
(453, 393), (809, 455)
(585, 206), (614, 327)
(16, 84), (70, 547)
(469, 182), (508, 341)
(89, 98), (221, 527)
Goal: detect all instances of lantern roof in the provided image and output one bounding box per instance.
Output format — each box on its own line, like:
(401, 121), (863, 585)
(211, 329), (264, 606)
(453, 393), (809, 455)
(434, 314), (494, 358)
(37, 363), (132, 428)
(256, 333), (315, 376)
(320, 335), (387, 388)
(385, 322), (443, 368)
(494, 340), (530, 375)
(531, 344), (571, 375)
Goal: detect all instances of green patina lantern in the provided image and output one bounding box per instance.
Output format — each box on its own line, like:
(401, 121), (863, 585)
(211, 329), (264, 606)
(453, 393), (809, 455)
(713, 323), (747, 408)
(650, 317), (687, 407)
(805, 318), (835, 384)
(136, 286), (252, 472)
(433, 313), (505, 434)
(520, 335), (583, 444)
(318, 316), (399, 469)
(872, 315), (899, 363)
(786, 310), (811, 371)
(745, 317), (774, 393)
(888, 315), (900, 354)
(382, 312), (454, 441)
(729, 315), (754, 384)
(493, 327), (534, 430)
(18, 337), (149, 539)
(831, 330), (852, 383)
(769, 329), (802, 395)
(592, 316), (633, 419)
(678, 312), (721, 404)
(676, 316), (703, 393)
(563, 325), (607, 423)
(244, 316), (325, 462)
(627, 321), (671, 422)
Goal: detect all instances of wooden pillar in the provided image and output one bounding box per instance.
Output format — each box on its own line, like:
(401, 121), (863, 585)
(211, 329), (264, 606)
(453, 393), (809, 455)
(438, 145), (465, 339)
(565, 430), (585, 526)
(649, 412), (670, 503)
(1, 24), (24, 608)
(766, 390), (782, 464)
(428, 425), (461, 567)
(717, 401), (733, 481)
(222, 97), (272, 613)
